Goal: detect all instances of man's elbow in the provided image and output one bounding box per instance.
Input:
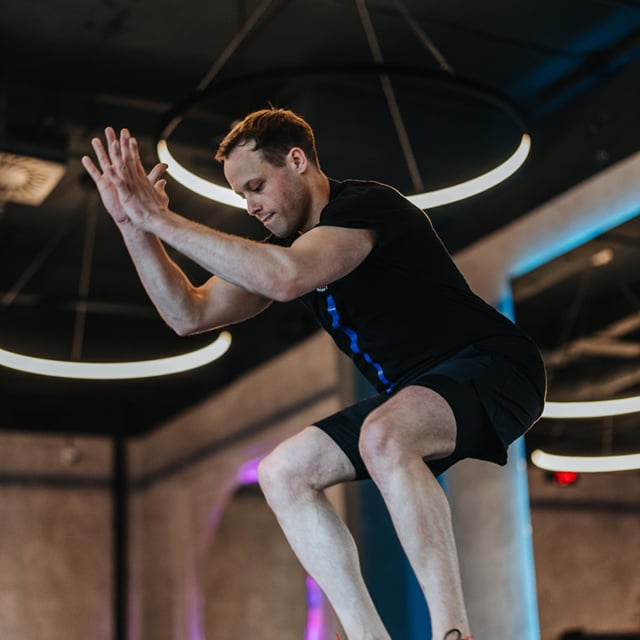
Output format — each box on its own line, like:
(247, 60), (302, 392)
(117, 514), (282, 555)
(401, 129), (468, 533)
(164, 312), (206, 337)
(172, 322), (195, 337)
(268, 269), (310, 302)
(270, 281), (304, 303)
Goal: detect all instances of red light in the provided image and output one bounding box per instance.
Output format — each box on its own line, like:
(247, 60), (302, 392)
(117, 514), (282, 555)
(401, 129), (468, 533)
(553, 471), (579, 486)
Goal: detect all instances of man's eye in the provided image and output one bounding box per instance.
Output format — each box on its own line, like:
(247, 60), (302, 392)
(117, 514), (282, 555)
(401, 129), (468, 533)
(252, 183), (263, 192)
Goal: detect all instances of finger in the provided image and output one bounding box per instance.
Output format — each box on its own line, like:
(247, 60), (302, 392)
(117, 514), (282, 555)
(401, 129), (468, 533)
(104, 127), (120, 166)
(153, 179), (167, 195)
(148, 162), (169, 184)
(81, 155), (102, 184)
(105, 126), (117, 146)
(91, 137), (112, 174)
(107, 129), (130, 179)
(126, 135), (151, 181)
(117, 128), (142, 179)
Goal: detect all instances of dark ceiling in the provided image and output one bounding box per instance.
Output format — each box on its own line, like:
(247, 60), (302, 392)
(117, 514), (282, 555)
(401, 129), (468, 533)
(1, 0), (639, 461)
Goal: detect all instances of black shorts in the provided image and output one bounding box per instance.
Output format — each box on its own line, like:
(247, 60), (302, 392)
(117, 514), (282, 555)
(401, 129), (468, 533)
(313, 341), (546, 480)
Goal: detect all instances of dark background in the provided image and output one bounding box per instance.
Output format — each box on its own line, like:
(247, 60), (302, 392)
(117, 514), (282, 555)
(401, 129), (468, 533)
(1, 0), (639, 460)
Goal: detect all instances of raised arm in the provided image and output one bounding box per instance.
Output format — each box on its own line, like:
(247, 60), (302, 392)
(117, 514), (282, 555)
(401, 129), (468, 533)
(82, 129), (272, 335)
(85, 128), (376, 306)
(116, 226), (272, 335)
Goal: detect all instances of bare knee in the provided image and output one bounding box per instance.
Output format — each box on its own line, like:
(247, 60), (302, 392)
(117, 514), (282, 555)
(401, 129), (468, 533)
(258, 447), (305, 511)
(359, 389), (457, 480)
(359, 413), (408, 479)
(257, 428), (326, 510)
(359, 414), (452, 515)
(359, 411), (453, 482)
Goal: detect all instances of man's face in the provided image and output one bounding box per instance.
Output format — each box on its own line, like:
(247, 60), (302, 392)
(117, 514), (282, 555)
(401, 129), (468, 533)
(223, 142), (311, 238)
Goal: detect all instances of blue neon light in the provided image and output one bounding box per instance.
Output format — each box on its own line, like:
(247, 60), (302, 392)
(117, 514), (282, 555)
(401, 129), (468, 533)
(499, 292), (541, 640)
(325, 294), (394, 393)
(513, 206), (640, 278)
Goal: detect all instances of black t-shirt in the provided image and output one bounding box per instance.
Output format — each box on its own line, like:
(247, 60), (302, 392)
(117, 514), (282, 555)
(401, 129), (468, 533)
(282, 178), (539, 394)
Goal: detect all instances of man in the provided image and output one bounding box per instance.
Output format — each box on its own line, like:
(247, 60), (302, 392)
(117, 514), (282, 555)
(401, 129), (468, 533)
(82, 108), (545, 640)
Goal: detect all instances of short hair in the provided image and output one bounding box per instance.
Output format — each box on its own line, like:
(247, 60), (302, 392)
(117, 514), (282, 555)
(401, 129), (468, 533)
(215, 107), (320, 168)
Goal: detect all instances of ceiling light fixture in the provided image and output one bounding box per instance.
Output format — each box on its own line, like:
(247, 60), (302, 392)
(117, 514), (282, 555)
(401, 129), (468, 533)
(531, 448), (640, 473)
(590, 247), (614, 267)
(408, 133), (530, 208)
(543, 395), (640, 419)
(0, 203), (233, 380)
(157, 131), (531, 211)
(157, 140), (244, 207)
(156, 1), (530, 211)
(0, 331), (231, 380)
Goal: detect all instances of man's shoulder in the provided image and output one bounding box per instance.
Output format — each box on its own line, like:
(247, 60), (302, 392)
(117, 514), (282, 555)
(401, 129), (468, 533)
(329, 178), (405, 203)
(320, 178), (432, 247)
(326, 179), (415, 223)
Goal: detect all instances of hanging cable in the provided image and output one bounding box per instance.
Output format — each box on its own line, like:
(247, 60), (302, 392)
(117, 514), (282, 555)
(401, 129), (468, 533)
(355, 0), (425, 193)
(160, 0), (278, 139)
(1, 217), (74, 308)
(393, 0), (455, 74)
(155, 1), (530, 209)
(71, 197), (98, 360)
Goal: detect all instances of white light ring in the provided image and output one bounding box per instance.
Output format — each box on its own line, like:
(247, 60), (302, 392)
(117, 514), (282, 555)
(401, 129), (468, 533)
(543, 396), (640, 419)
(531, 448), (640, 473)
(408, 134), (530, 208)
(157, 134), (530, 210)
(0, 331), (231, 380)
(157, 140), (244, 208)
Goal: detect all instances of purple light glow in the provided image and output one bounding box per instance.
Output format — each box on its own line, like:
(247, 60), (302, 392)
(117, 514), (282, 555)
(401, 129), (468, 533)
(187, 583), (205, 640)
(237, 456), (261, 484)
(305, 576), (325, 640)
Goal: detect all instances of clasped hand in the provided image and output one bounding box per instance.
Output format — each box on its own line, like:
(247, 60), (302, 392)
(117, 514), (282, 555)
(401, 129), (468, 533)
(82, 127), (169, 229)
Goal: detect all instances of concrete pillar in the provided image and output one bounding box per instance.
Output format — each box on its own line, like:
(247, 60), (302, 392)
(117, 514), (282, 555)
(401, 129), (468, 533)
(445, 291), (540, 640)
(445, 442), (540, 639)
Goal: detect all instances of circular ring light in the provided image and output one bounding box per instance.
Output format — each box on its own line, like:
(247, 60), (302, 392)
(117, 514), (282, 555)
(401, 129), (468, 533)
(0, 331), (231, 380)
(543, 396), (640, 419)
(156, 64), (530, 210)
(531, 449), (640, 473)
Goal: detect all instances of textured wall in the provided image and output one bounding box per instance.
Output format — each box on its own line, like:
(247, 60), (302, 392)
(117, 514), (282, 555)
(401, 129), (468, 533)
(204, 484), (307, 640)
(529, 467), (640, 639)
(0, 433), (112, 640)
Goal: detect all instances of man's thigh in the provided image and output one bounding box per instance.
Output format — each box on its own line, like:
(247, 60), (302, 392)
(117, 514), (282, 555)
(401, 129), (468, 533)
(313, 375), (497, 480)
(363, 385), (457, 461)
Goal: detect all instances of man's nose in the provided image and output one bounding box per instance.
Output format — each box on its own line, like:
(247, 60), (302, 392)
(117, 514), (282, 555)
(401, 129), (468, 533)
(247, 198), (262, 216)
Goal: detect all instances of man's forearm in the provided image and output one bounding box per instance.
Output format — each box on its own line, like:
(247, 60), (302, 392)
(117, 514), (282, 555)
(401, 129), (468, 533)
(119, 224), (204, 334)
(142, 209), (298, 302)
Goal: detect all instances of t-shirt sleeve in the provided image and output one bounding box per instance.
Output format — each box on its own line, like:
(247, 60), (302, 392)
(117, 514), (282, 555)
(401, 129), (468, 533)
(316, 181), (424, 247)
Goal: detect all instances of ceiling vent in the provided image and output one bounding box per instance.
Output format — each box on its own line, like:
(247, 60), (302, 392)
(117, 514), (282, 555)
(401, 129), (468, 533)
(0, 152), (66, 206)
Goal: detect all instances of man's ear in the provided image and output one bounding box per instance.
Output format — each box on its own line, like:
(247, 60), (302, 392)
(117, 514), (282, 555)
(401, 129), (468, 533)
(288, 147), (308, 173)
